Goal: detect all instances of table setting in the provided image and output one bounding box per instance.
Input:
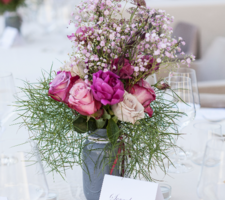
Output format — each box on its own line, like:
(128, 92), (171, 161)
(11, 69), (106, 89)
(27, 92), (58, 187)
(1, 0), (225, 200)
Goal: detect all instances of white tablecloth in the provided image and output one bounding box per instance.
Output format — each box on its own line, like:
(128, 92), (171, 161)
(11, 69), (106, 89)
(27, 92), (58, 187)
(2, 107), (225, 200)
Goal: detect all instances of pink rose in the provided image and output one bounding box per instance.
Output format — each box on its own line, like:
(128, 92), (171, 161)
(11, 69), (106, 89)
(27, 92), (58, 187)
(68, 79), (101, 116)
(111, 58), (134, 79)
(48, 71), (79, 104)
(2, 0), (11, 4)
(128, 79), (156, 117)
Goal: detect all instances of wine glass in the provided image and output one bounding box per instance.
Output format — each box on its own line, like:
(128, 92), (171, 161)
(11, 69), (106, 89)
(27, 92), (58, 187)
(0, 71), (16, 135)
(164, 76), (196, 173)
(197, 138), (225, 199)
(165, 76), (196, 131)
(36, 0), (57, 33)
(169, 68), (200, 158)
(66, 165), (86, 200)
(191, 122), (222, 166)
(0, 139), (49, 200)
(169, 68), (200, 109)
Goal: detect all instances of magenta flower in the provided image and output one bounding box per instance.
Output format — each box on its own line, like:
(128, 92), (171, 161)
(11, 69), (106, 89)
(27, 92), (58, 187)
(68, 79), (101, 116)
(91, 70), (125, 105)
(111, 58), (134, 79)
(48, 71), (79, 104)
(128, 79), (156, 117)
(119, 63), (134, 79)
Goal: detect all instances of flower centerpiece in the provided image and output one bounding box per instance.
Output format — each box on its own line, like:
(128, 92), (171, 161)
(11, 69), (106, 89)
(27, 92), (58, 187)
(15, 0), (194, 199)
(0, 0), (25, 32)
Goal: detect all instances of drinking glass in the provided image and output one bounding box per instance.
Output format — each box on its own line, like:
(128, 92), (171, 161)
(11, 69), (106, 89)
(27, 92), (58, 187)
(169, 68), (200, 110)
(36, 0), (57, 33)
(191, 122), (222, 165)
(197, 138), (225, 199)
(66, 165), (86, 200)
(0, 71), (16, 135)
(0, 139), (50, 200)
(169, 68), (200, 158)
(159, 183), (172, 200)
(164, 76), (196, 131)
(164, 76), (196, 173)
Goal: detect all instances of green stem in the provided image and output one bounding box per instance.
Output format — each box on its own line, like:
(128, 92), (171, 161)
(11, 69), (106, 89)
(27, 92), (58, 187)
(129, 6), (138, 25)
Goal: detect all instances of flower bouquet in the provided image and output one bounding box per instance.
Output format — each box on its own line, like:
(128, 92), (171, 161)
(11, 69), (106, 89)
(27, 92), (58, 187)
(15, 0), (194, 199)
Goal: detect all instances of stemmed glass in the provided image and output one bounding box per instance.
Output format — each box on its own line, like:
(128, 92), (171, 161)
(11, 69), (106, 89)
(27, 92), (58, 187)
(192, 122), (222, 165)
(66, 165), (86, 200)
(169, 68), (200, 109)
(0, 71), (16, 135)
(169, 68), (200, 158)
(0, 139), (49, 200)
(36, 0), (57, 33)
(197, 138), (225, 199)
(164, 76), (196, 173)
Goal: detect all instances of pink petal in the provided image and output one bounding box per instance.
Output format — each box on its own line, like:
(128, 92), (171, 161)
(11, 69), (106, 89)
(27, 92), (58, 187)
(101, 82), (114, 94)
(145, 106), (154, 117)
(101, 99), (111, 105)
(112, 89), (124, 101)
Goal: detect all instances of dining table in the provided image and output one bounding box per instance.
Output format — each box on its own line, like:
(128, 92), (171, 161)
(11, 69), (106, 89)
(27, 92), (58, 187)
(2, 105), (225, 200)
(1, 27), (225, 200)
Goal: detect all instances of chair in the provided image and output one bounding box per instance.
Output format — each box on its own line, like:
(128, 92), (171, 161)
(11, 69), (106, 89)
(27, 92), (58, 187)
(191, 37), (225, 82)
(172, 22), (200, 60)
(190, 37), (225, 108)
(197, 80), (225, 108)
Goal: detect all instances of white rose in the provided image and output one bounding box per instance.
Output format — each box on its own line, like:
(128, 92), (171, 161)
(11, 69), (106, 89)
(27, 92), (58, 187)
(112, 92), (145, 124)
(61, 58), (85, 78)
(71, 60), (86, 77)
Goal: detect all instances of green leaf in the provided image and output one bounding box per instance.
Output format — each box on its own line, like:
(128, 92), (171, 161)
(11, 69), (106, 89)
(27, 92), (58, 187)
(91, 109), (103, 119)
(73, 116), (88, 133)
(88, 118), (97, 132)
(107, 119), (120, 144)
(112, 116), (118, 123)
(108, 109), (114, 115)
(95, 118), (106, 129)
(102, 109), (111, 120)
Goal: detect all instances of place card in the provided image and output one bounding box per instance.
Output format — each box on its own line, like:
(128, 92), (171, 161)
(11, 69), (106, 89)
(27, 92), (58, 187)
(99, 175), (164, 200)
(0, 27), (19, 48)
